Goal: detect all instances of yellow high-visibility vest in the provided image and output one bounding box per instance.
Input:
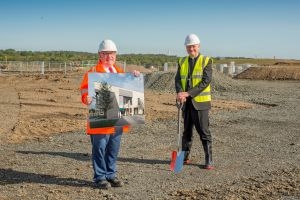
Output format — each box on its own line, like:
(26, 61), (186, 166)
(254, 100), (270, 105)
(179, 55), (212, 102)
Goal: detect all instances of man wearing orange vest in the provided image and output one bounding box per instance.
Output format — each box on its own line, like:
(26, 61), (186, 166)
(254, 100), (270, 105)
(175, 34), (214, 170)
(80, 39), (139, 189)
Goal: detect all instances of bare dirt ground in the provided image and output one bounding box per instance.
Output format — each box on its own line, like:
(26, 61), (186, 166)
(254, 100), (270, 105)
(0, 66), (299, 199)
(0, 70), (253, 144)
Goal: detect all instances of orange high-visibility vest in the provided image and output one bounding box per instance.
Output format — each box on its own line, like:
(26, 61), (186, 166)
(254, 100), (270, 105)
(80, 61), (130, 134)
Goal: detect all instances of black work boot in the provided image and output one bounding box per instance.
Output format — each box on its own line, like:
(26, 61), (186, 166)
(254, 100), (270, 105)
(202, 140), (214, 170)
(182, 138), (193, 164)
(183, 151), (191, 164)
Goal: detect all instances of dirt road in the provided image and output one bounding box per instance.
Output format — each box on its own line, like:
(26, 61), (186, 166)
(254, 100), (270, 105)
(0, 70), (299, 199)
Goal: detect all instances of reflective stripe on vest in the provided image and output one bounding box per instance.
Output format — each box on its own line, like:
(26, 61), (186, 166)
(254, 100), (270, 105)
(86, 120), (129, 134)
(179, 55), (212, 102)
(80, 88), (88, 95)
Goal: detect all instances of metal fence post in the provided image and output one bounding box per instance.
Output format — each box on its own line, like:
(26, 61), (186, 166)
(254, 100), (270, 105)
(64, 62), (66, 74)
(20, 62), (23, 75)
(41, 61), (45, 75)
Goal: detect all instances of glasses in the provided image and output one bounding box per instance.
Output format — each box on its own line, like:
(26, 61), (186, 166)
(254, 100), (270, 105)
(100, 51), (116, 55)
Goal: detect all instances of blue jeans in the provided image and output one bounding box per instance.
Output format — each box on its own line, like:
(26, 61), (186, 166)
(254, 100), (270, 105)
(90, 127), (122, 182)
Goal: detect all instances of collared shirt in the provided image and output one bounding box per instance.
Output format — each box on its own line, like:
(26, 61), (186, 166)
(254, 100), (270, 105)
(187, 54), (200, 90)
(104, 66), (116, 73)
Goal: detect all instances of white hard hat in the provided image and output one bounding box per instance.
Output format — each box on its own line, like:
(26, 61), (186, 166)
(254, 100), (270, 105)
(184, 34), (200, 46)
(98, 39), (117, 52)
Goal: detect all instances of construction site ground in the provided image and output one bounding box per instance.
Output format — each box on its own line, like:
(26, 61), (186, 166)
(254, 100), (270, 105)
(0, 64), (299, 199)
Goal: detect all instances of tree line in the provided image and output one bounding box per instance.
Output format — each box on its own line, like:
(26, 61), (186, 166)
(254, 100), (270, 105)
(0, 49), (265, 67)
(0, 49), (179, 68)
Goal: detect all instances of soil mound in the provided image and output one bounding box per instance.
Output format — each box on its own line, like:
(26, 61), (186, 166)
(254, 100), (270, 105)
(235, 66), (300, 80)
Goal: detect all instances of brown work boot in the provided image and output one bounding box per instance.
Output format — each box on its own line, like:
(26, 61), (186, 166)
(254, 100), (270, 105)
(94, 180), (109, 189)
(107, 177), (124, 187)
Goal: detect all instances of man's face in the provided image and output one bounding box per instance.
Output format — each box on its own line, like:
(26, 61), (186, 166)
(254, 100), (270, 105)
(186, 44), (200, 58)
(99, 51), (116, 66)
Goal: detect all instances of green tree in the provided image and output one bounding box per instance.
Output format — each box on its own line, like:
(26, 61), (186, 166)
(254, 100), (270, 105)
(95, 82), (113, 118)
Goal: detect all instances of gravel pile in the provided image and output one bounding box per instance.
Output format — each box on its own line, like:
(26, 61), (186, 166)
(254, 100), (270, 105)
(144, 68), (241, 94)
(144, 72), (176, 93)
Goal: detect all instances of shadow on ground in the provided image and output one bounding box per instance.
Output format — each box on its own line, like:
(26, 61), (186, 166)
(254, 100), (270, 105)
(0, 168), (91, 187)
(16, 150), (174, 165)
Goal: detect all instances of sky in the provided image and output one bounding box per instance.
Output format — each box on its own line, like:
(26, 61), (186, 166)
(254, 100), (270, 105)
(1, 0), (300, 59)
(89, 73), (144, 93)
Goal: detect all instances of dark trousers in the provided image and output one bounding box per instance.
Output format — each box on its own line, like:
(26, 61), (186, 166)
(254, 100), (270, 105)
(182, 100), (211, 152)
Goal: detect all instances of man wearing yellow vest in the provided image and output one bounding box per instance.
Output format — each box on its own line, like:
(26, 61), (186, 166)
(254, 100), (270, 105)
(175, 33), (214, 170)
